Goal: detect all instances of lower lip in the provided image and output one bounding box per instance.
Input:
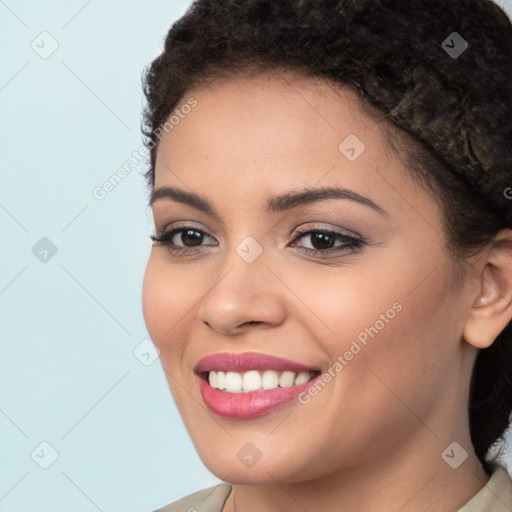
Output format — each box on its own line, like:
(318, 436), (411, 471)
(196, 373), (321, 419)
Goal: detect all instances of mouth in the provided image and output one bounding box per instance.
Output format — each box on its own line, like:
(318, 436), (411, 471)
(194, 352), (323, 418)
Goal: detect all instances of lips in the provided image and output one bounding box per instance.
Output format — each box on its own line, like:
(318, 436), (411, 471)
(194, 351), (321, 374)
(194, 351), (323, 418)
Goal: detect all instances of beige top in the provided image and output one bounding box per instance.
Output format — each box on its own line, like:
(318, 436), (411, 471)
(154, 463), (512, 512)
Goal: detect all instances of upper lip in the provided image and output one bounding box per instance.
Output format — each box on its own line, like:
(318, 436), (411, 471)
(194, 351), (321, 374)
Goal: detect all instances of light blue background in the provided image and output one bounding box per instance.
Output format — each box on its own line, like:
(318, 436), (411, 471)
(0, 2), (221, 511)
(1, 1), (512, 511)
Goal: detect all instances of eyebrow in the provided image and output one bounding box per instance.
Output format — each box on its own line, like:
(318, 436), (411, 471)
(149, 185), (388, 217)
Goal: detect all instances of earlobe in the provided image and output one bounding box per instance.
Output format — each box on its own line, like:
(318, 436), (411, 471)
(472, 295), (489, 307)
(463, 229), (512, 350)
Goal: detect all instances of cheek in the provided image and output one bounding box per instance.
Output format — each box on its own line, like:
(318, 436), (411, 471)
(141, 256), (164, 342)
(142, 254), (188, 349)
(333, 271), (455, 421)
(298, 254), (453, 403)
(142, 256), (193, 407)
(292, 261), (404, 349)
(142, 253), (212, 362)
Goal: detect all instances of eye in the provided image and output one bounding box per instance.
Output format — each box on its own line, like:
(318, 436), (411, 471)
(289, 226), (365, 256)
(150, 225), (217, 255)
(150, 224), (365, 257)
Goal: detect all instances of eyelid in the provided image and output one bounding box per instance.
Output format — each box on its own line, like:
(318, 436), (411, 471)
(156, 219), (362, 241)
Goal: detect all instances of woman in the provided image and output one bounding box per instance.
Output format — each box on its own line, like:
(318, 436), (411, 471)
(140, 0), (512, 510)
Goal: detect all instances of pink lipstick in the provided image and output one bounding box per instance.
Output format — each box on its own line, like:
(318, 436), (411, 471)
(195, 352), (322, 418)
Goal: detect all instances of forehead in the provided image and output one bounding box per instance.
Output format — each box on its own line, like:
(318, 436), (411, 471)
(153, 70), (422, 221)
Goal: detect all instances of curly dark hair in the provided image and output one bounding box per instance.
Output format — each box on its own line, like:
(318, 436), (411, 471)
(141, 0), (512, 475)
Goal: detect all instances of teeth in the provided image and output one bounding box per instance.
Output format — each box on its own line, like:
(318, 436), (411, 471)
(278, 371), (295, 388)
(242, 370), (261, 392)
(216, 371), (226, 390)
(207, 370), (316, 393)
(224, 372), (242, 392)
(294, 371), (311, 385)
(262, 370), (279, 390)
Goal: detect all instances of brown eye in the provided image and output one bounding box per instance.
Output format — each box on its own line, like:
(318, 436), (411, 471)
(290, 227), (365, 256)
(150, 226), (217, 254)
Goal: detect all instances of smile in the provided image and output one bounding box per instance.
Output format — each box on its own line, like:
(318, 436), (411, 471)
(194, 352), (322, 418)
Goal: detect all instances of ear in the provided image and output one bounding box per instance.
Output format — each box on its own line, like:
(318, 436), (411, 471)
(463, 228), (512, 349)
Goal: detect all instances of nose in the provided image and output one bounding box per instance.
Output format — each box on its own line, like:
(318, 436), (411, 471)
(198, 253), (287, 337)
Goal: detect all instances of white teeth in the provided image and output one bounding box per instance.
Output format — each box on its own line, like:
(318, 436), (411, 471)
(224, 372), (242, 392)
(261, 370), (279, 390)
(294, 371), (311, 385)
(242, 370), (261, 392)
(216, 371), (226, 390)
(207, 369), (317, 392)
(278, 371), (295, 388)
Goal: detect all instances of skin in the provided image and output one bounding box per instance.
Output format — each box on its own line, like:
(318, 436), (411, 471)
(142, 69), (512, 512)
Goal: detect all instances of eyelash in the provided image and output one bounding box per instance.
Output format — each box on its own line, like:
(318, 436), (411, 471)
(150, 224), (365, 257)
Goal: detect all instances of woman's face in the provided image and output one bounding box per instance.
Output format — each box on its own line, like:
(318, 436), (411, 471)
(142, 71), (477, 484)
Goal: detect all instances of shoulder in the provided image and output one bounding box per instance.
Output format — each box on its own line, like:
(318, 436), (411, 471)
(458, 463), (512, 512)
(153, 483), (232, 512)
